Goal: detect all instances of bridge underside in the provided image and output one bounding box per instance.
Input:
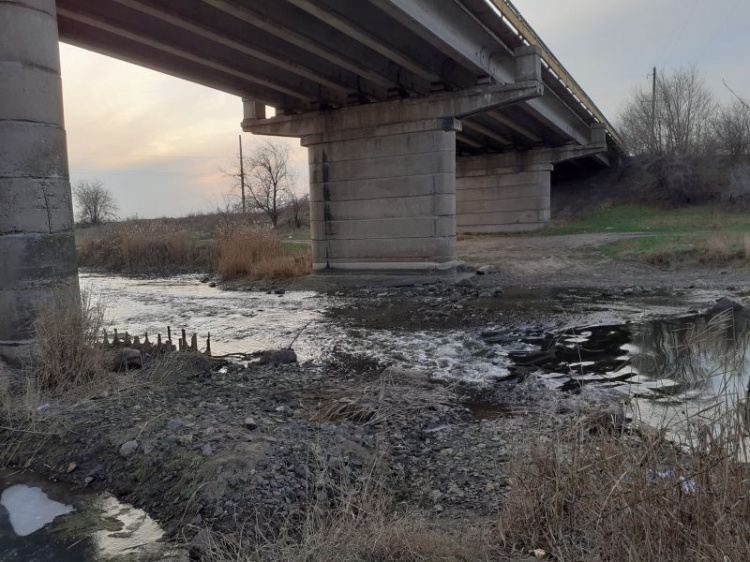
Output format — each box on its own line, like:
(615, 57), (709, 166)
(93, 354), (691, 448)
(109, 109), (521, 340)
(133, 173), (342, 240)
(0, 0), (619, 362)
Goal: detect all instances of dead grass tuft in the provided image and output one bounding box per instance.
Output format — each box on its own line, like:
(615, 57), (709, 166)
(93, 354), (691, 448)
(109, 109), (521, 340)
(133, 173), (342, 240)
(27, 290), (107, 394)
(499, 414), (750, 561)
(639, 233), (750, 268)
(216, 224), (310, 280)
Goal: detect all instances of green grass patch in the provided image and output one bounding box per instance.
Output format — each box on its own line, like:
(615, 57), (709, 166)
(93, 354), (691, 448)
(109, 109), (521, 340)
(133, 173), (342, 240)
(281, 241), (312, 254)
(544, 204), (750, 236)
(599, 232), (750, 268)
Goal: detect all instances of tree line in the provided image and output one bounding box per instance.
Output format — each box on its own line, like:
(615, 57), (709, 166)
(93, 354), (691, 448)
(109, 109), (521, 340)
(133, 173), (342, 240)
(619, 65), (750, 160)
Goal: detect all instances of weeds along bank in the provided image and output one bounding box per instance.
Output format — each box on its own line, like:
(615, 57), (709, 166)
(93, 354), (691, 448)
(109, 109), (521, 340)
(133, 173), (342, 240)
(75, 216), (310, 279)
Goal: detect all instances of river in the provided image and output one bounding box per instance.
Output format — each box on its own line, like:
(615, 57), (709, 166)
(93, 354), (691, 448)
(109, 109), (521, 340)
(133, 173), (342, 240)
(3, 273), (747, 557)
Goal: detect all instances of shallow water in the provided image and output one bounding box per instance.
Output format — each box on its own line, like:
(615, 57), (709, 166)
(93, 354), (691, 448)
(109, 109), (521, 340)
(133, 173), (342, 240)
(81, 273), (749, 433)
(81, 272), (331, 360)
(0, 470), (164, 561)
(82, 274), (711, 384)
(505, 304), (750, 450)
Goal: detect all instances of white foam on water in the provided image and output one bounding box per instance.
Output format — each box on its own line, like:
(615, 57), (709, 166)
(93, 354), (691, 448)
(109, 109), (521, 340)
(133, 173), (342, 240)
(1, 484), (74, 537)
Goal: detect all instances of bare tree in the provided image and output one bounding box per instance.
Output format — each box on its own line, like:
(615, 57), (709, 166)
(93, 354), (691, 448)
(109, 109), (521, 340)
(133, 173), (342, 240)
(73, 180), (119, 225)
(619, 66), (716, 156)
(714, 100), (750, 161)
(245, 140), (292, 228)
(287, 190), (309, 229)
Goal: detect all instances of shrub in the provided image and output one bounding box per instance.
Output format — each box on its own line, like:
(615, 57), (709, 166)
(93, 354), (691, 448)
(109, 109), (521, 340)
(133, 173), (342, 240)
(27, 290), (106, 393)
(216, 225), (310, 280)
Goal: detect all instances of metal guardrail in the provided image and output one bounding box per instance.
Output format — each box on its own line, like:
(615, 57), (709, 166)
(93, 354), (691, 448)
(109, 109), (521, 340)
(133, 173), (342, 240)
(487, 0), (623, 146)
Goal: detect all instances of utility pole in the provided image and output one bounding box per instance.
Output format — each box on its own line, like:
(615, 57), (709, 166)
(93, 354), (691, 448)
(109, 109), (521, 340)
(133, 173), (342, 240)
(650, 66), (657, 152)
(238, 134), (246, 214)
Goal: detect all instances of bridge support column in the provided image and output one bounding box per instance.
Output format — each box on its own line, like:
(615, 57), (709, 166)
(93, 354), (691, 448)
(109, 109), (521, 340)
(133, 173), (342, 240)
(456, 152), (553, 233)
(304, 119), (459, 272)
(0, 0), (78, 364)
(244, 81), (544, 273)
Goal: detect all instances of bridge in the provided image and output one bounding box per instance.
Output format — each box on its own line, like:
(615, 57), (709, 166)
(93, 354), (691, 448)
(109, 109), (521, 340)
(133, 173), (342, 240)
(0, 0), (621, 362)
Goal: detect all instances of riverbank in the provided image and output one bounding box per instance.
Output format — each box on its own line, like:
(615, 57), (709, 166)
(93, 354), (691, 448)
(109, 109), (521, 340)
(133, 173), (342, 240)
(0, 347), (564, 561)
(3, 269), (750, 560)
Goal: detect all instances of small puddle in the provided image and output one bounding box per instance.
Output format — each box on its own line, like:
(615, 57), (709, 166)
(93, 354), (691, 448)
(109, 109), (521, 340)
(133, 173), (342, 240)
(0, 471), (166, 561)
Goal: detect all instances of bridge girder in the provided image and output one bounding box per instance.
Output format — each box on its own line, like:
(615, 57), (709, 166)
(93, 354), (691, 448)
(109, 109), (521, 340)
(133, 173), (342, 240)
(55, 0), (619, 154)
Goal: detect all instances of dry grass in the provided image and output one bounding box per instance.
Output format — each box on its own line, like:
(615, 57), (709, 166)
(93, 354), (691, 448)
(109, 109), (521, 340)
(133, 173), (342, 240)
(77, 220), (211, 274)
(499, 341), (750, 562)
(77, 218), (311, 280)
(640, 233), (750, 268)
(0, 290), (107, 425)
(216, 224), (310, 280)
(26, 290), (107, 394)
(203, 509), (488, 562)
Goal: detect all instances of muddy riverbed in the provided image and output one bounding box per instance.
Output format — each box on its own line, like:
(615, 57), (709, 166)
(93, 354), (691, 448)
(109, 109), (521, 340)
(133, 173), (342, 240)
(3, 271), (750, 558)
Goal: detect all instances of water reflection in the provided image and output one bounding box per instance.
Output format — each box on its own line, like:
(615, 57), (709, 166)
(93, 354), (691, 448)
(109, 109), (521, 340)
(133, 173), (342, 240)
(0, 471), (164, 562)
(508, 303), (750, 452)
(628, 308), (750, 451)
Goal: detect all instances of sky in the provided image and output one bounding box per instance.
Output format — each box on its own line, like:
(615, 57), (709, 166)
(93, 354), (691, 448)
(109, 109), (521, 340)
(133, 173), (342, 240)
(59, 0), (750, 219)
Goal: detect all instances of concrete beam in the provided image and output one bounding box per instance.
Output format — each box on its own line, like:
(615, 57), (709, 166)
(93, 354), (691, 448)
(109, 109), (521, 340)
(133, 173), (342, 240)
(1, 0), (78, 364)
(111, 0), (362, 100)
(57, 16), (306, 108)
(57, 4), (345, 106)
(202, 0), (427, 95)
(368, 0), (513, 82)
(288, 0), (441, 83)
(462, 119), (512, 147)
(244, 81), (543, 137)
(487, 110), (542, 143)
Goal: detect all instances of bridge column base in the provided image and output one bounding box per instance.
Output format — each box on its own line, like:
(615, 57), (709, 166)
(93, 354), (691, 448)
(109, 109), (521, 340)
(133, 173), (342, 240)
(0, 0), (78, 365)
(303, 119), (459, 273)
(456, 152), (552, 234)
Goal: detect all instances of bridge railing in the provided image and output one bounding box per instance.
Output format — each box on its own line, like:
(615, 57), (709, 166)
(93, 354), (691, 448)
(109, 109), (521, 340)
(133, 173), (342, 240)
(487, 0), (623, 146)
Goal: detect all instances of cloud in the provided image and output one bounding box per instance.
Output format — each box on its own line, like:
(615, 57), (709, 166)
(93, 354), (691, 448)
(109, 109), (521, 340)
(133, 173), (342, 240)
(60, 44), (309, 218)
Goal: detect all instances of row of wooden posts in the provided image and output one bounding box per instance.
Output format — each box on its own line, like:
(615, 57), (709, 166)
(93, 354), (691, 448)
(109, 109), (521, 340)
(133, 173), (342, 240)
(102, 326), (212, 356)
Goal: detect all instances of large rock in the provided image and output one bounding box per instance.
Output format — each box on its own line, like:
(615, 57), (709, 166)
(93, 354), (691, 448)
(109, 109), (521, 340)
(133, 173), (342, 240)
(119, 440), (138, 458)
(707, 296), (746, 316)
(112, 348), (143, 372)
(258, 349), (298, 365)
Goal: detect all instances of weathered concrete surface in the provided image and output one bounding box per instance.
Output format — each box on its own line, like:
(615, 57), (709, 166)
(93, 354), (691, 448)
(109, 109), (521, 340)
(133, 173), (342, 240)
(246, 79), (546, 273)
(456, 152), (552, 234)
(0, 0), (78, 364)
(456, 125), (609, 234)
(305, 120), (459, 272)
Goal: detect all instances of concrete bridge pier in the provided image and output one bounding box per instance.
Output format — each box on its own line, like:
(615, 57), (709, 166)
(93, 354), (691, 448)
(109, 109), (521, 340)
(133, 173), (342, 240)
(245, 77), (544, 273)
(457, 152), (553, 234)
(304, 119), (459, 272)
(456, 125), (608, 234)
(0, 0), (78, 364)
